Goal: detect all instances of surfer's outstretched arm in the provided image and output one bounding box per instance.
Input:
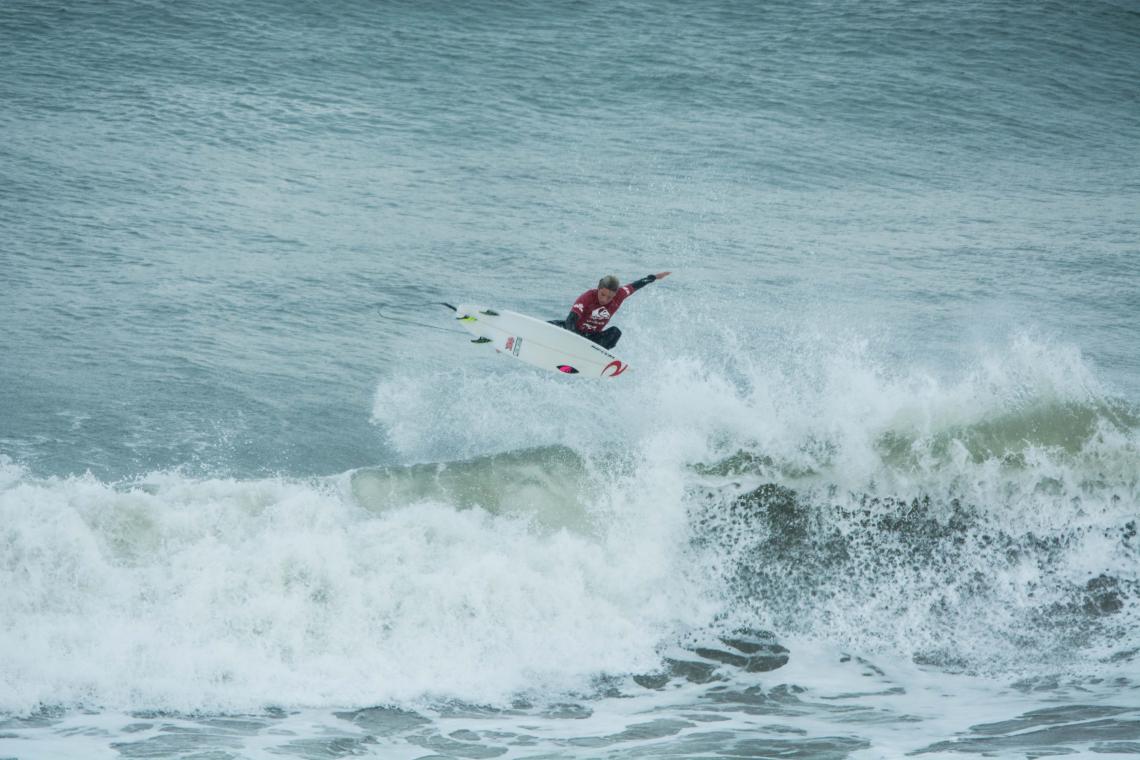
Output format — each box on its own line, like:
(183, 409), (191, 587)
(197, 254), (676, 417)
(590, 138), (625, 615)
(626, 271), (672, 293)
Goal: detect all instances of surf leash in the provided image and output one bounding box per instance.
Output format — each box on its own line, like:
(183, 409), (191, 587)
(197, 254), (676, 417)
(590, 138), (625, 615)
(376, 309), (467, 335)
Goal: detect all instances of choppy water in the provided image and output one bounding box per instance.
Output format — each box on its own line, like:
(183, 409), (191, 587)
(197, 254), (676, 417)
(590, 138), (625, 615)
(2, 0), (1139, 758)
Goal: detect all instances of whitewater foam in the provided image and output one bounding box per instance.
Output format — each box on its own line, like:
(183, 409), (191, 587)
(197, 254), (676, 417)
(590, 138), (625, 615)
(0, 459), (711, 716)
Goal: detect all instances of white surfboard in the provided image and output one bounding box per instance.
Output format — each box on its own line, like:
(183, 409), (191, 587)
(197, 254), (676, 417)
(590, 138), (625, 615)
(454, 304), (631, 378)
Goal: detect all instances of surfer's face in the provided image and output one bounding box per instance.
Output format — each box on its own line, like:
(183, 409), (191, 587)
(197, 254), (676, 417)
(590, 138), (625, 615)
(597, 287), (616, 305)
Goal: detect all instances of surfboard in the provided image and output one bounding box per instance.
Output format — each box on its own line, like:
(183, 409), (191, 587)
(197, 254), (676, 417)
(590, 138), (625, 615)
(454, 305), (630, 378)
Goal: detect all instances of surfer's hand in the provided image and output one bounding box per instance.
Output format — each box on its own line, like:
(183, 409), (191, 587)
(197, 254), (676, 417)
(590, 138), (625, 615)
(655, 271), (671, 280)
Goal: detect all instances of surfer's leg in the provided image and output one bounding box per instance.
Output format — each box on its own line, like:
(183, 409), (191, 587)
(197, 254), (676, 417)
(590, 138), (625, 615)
(592, 326), (621, 349)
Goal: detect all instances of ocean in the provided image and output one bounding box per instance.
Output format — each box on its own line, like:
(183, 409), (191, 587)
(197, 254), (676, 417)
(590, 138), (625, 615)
(2, 0), (1138, 757)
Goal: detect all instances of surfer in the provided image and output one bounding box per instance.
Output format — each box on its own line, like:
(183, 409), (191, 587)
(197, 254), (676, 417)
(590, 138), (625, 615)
(556, 272), (671, 349)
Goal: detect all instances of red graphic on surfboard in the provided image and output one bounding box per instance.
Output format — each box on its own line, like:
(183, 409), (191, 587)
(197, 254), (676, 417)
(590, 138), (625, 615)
(602, 360), (628, 377)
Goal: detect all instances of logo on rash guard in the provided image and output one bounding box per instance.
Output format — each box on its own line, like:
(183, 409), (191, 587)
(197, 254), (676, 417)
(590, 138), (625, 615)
(590, 307), (611, 322)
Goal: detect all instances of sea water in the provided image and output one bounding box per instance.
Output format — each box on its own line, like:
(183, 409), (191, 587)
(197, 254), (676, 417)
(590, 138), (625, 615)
(2, 0), (1138, 758)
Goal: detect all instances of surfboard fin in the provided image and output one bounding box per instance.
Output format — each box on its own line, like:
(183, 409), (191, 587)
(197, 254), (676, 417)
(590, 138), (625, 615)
(471, 337), (492, 344)
(479, 309), (500, 316)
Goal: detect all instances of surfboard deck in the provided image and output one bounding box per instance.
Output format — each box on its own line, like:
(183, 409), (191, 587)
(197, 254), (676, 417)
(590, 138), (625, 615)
(454, 305), (630, 378)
